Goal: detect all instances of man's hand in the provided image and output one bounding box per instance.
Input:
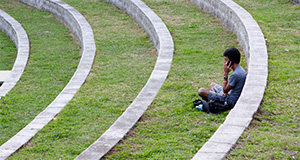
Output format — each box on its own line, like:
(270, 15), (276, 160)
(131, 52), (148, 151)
(223, 61), (231, 77)
(222, 92), (229, 97)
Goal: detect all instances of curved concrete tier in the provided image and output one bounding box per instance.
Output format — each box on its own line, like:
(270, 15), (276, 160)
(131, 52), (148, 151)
(75, 0), (174, 159)
(0, 0), (96, 159)
(190, 0), (268, 159)
(0, 9), (29, 98)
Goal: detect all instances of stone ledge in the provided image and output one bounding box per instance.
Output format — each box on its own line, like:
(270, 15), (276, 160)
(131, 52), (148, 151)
(190, 0), (268, 159)
(0, 71), (11, 83)
(0, 9), (29, 97)
(74, 0), (174, 159)
(0, 0), (96, 159)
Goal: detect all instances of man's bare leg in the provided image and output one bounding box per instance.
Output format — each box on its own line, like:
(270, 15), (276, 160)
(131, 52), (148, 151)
(198, 88), (209, 98)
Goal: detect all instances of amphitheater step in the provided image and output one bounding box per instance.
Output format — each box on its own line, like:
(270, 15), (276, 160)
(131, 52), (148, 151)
(0, 71), (11, 86)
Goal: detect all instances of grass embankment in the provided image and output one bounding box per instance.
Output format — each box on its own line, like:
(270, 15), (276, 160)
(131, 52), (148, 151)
(10, 0), (157, 159)
(104, 0), (244, 159)
(0, 30), (16, 70)
(227, 0), (300, 159)
(0, 0), (79, 146)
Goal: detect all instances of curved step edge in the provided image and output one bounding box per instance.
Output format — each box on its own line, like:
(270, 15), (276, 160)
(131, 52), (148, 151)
(0, 9), (30, 98)
(190, 0), (268, 159)
(0, 0), (96, 159)
(75, 0), (174, 159)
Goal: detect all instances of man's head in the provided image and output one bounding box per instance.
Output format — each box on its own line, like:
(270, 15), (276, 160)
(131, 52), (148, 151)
(223, 47), (240, 64)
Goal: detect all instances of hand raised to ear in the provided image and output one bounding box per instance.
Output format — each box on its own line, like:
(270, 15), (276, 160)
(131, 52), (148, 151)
(223, 61), (231, 76)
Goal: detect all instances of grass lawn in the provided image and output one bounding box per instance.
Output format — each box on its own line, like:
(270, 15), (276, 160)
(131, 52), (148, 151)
(8, 0), (243, 159)
(6, 0), (297, 159)
(104, 0), (244, 159)
(227, 0), (300, 159)
(0, 30), (16, 70)
(10, 0), (157, 159)
(0, 0), (79, 147)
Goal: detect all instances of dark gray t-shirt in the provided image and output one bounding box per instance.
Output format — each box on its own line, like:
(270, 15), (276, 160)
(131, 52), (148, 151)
(227, 64), (246, 106)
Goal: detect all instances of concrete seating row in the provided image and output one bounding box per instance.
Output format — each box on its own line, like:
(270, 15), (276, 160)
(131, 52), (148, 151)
(84, 1), (267, 159)
(190, 0), (268, 159)
(0, 0), (173, 159)
(0, 0), (268, 159)
(0, 9), (29, 98)
(75, 0), (174, 159)
(0, 71), (10, 86)
(0, 0), (96, 159)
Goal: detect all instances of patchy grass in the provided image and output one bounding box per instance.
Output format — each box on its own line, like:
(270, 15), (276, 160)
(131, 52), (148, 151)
(0, 0), (79, 147)
(0, 31), (16, 70)
(3, 0), (259, 159)
(227, 0), (300, 159)
(10, 0), (156, 159)
(3, 0), (299, 159)
(104, 0), (244, 159)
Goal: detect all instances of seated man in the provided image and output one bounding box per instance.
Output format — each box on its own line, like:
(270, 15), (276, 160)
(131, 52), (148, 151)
(198, 47), (246, 110)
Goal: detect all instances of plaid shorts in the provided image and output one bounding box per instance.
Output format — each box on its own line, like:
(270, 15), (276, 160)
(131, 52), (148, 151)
(208, 84), (227, 103)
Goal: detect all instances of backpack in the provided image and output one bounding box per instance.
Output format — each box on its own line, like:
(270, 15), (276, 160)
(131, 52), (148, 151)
(193, 99), (233, 114)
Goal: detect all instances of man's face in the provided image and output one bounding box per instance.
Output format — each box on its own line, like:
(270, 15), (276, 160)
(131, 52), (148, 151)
(224, 56), (233, 69)
(224, 56), (230, 64)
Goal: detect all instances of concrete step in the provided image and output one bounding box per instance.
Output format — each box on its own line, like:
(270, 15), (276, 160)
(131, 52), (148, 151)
(0, 71), (11, 86)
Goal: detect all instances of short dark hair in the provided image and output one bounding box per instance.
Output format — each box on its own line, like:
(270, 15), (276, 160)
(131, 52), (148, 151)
(223, 47), (240, 64)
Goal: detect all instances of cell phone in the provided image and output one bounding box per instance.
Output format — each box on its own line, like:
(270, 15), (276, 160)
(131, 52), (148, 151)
(227, 60), (233, 67)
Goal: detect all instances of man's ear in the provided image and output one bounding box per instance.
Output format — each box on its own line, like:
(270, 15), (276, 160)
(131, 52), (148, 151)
(229, 60), (234, 67)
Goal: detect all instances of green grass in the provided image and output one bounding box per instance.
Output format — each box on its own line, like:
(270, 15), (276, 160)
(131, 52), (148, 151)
(10, 0), (157, 159)
(0, 30), (16, 70)
(0, 0), (79, 146)
(8, 0), (243, 159)
(227, 0), (300, 159)
(7, 0), (298, 159)
(103, 0), (244, 159)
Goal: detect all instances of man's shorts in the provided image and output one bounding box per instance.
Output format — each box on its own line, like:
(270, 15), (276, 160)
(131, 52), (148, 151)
(208, 84), (227, 103)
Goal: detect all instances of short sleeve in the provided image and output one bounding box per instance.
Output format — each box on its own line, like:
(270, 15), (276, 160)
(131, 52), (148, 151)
(228, 73), (237, 87)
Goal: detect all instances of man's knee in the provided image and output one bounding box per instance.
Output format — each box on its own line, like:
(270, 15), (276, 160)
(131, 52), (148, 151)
(198, 88), (209, 97)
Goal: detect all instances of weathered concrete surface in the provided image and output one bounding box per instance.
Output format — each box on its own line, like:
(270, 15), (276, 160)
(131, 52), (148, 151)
(75, 0), (174, 159)
(0, 0), (96, 159)
(0, 71), (11, 83)
(190, 0), (268, 159)
(0, 9), (29, 98)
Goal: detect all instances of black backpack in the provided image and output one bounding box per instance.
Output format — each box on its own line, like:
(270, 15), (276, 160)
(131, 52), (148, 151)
(193, 99), (233, 114)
